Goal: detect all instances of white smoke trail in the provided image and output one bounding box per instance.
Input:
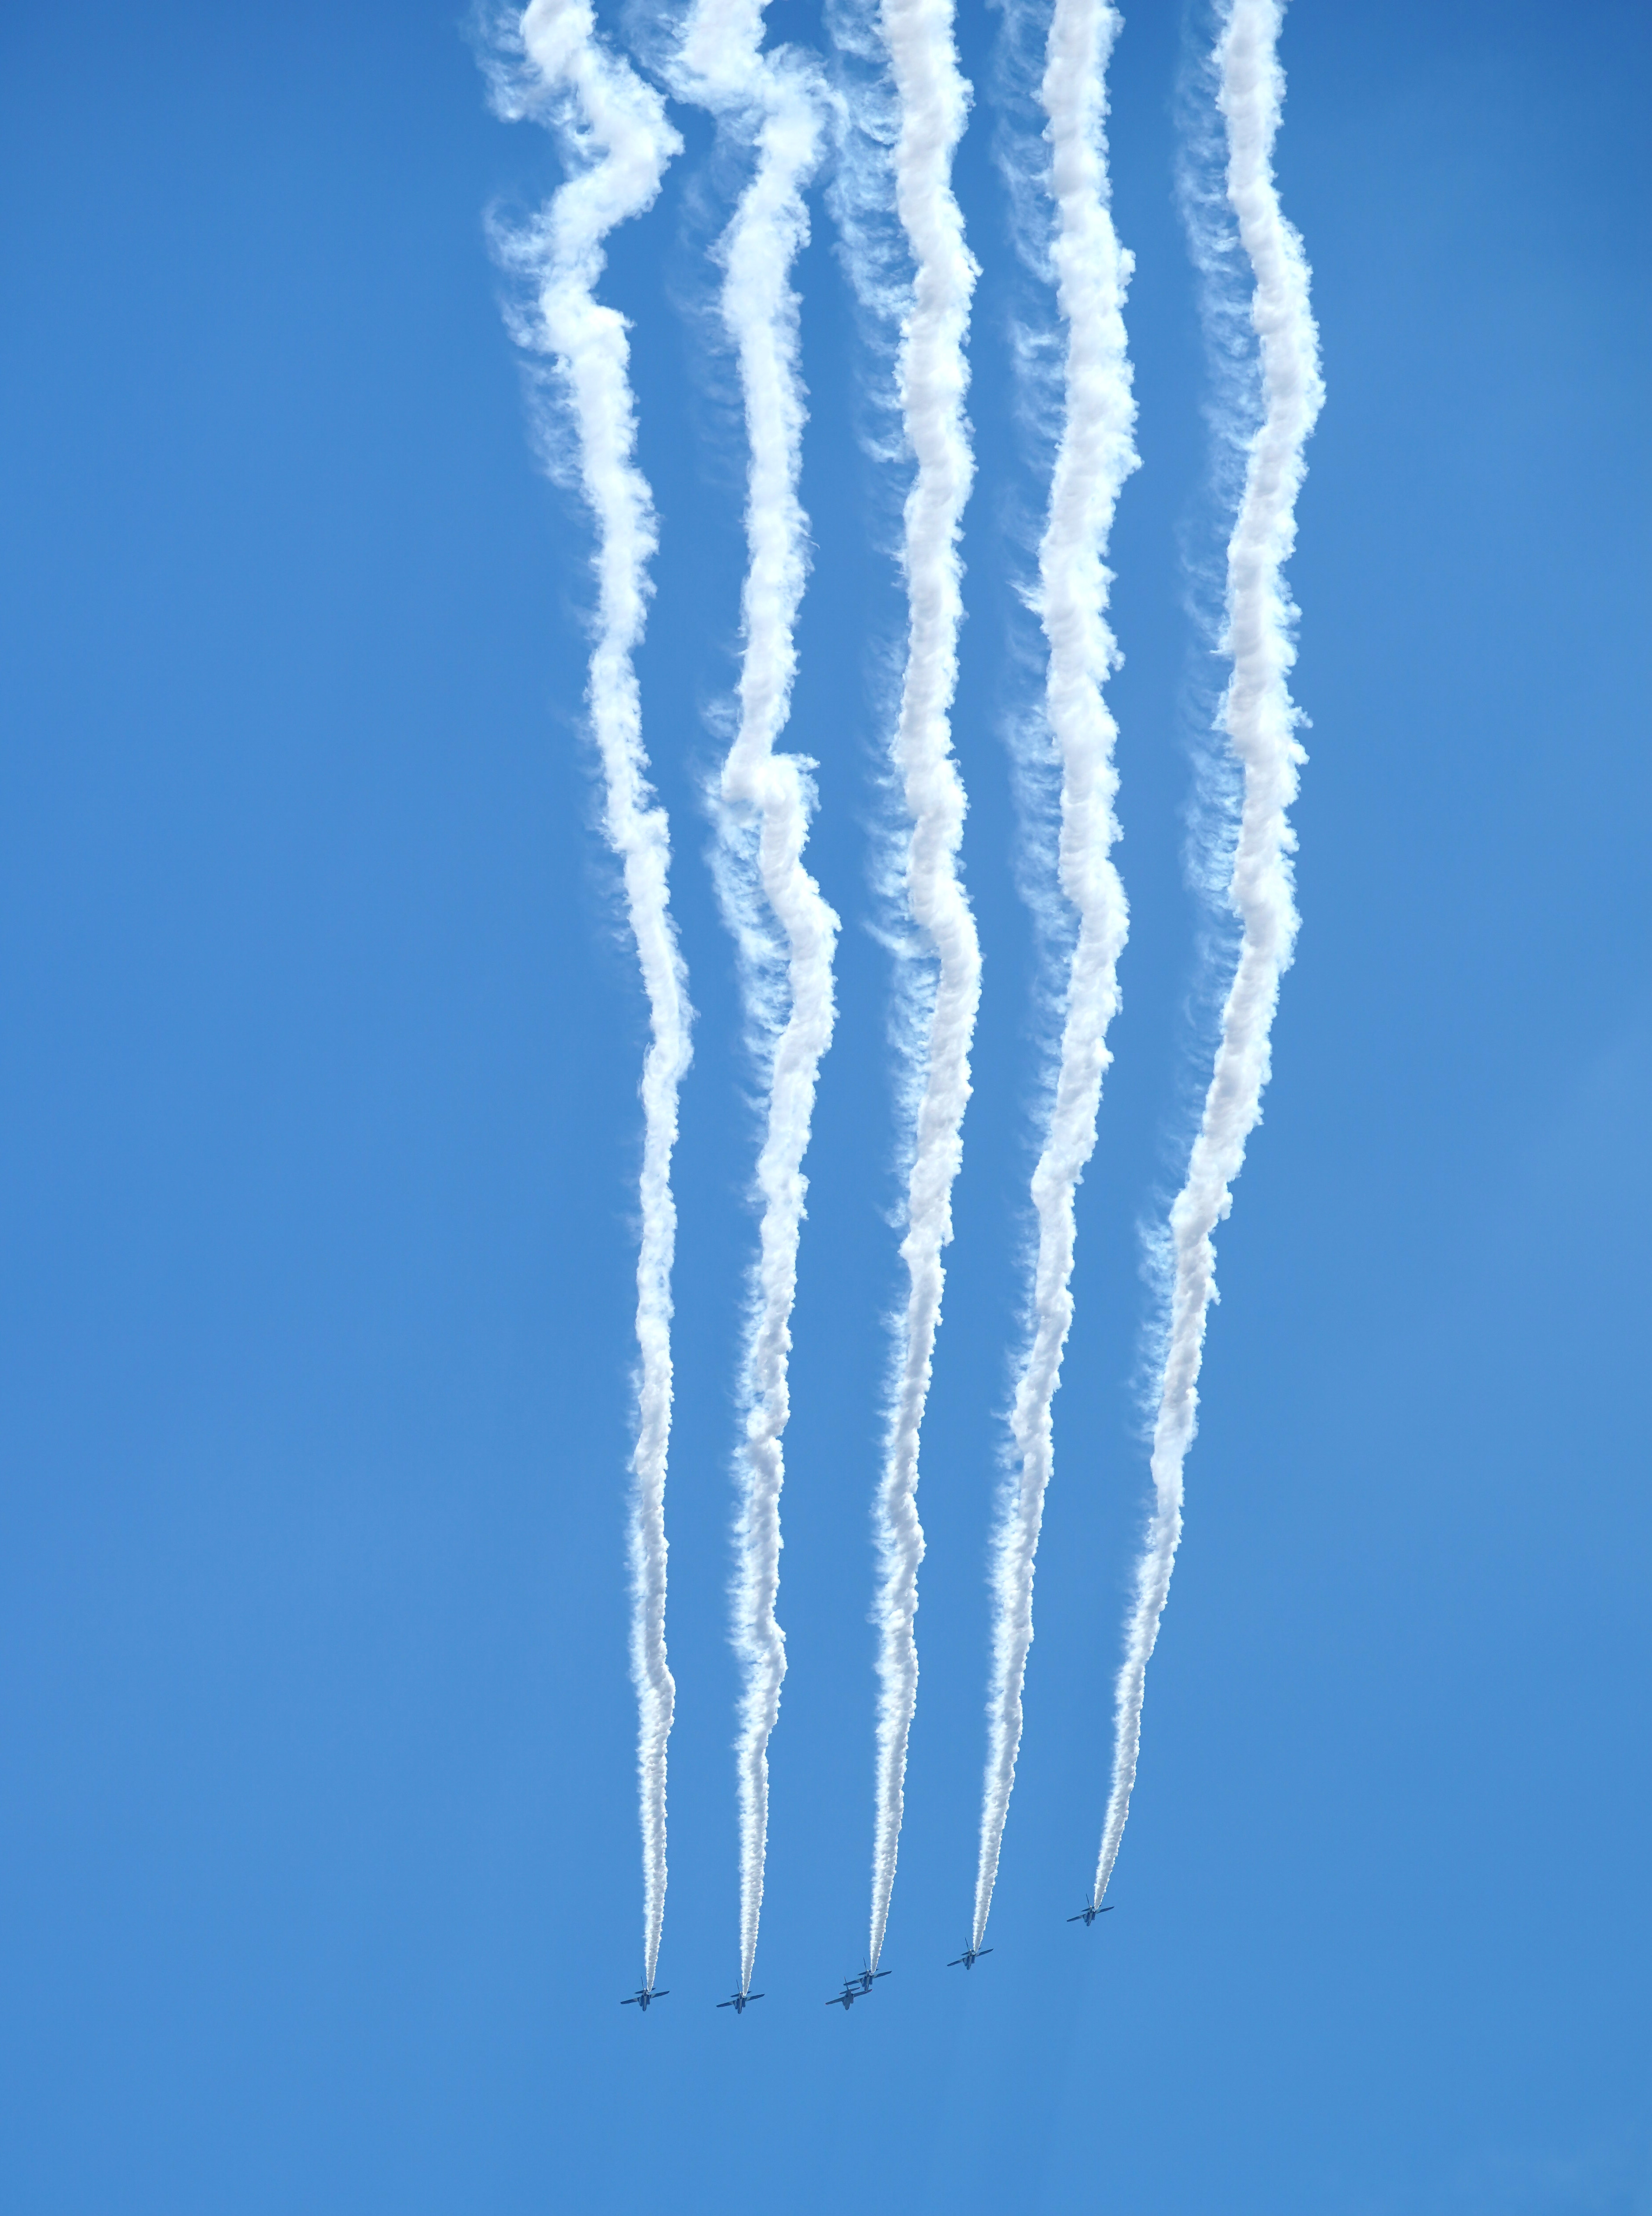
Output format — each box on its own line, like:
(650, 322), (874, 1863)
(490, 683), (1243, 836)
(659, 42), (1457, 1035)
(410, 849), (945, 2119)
(485, 0), (689, 1990)
(671, 4), (838, 2000)
(972, 0), (1137, 1953)
(1090, 0), (1321, 1910)
(862, 0), (983, 1973)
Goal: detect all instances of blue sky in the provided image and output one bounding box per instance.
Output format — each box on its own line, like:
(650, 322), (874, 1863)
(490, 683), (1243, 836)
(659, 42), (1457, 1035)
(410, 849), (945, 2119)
(0, 2), (1648, 2211)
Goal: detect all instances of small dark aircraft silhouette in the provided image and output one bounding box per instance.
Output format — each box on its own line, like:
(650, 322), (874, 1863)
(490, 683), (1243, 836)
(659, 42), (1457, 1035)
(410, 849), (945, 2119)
(948, 1943), (993, 1970)
(717, 1989), (764, 2015)
(826, 1965), (888, 2011)
(1068, 1902), (1115, 1928)
(846, 1962), (889, 1996)
(621, 1980), (667, 2012)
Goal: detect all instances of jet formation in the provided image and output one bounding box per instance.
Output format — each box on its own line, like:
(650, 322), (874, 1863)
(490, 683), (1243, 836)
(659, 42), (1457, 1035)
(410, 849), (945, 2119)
(825, 1963), (890, 2011)
(621, 1903), (1114, 2015)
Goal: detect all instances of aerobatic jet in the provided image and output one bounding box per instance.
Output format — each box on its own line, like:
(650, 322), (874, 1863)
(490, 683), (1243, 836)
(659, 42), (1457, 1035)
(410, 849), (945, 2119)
(717, 1989), (763, 2015)
(1068, 1902), (1115, 1928)
(826, 1959), (889, 2008)
(621, 1980), (667, 2012)
(948, 1943), (992, 1970)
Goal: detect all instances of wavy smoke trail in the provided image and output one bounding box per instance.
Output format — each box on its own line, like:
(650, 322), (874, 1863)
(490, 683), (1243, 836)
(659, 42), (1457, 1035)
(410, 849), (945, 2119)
(485, 0), (689, 1990)
(1089, 0), (1322, 1912)
(972, 0), (1138, 1953)
(672, 2), (838, 2000)
(860, 0), (983, 1973)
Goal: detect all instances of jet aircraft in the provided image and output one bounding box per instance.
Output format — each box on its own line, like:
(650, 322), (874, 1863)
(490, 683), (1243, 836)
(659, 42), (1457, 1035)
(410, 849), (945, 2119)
(826, 1965), (888, 2011)
(1068, 1902), (1115, 1928)
(948, 1943), (993, 1970)
(621, 1981), (667, 2012)
(717, 1989), (763, 2015)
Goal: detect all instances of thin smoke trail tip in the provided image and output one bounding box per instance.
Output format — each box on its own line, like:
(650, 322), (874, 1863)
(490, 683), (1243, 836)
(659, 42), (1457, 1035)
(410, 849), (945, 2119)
(485, 0), (691, 1993)
(1091, 0), (1321, 1913)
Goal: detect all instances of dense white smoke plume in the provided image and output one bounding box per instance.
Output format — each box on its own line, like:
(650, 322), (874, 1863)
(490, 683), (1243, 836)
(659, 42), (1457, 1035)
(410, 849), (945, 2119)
(672, 0), (838, 2001)
(973, 0), (1137, 1953)
(1091, 0), (1322, 1912)
(487, 0), (689, 1991)
(860, 0), (983, 1973)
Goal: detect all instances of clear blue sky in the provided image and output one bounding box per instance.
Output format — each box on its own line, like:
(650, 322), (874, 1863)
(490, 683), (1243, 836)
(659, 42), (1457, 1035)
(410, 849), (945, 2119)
(0, 3), (1647, 2211)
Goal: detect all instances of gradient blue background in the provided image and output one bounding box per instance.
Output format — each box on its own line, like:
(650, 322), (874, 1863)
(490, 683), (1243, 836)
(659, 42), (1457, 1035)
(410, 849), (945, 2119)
(0, 2), (1647, 2209)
